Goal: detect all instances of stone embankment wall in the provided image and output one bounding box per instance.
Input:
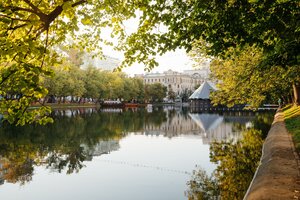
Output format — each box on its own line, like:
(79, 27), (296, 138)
(244, 110), (300, 200)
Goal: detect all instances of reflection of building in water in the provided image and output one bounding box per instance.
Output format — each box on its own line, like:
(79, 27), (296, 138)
(189, 113), (255, 144)
(189, 114), (233, 144)
(81, 140), (120, 161)
(144, 110), (200, 138)
(143, 110), (254, 144)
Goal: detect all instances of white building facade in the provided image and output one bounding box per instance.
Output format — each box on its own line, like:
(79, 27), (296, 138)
(136, 69), (209, 97)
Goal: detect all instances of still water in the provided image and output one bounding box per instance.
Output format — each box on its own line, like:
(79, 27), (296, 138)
(0, 107), (273, 200)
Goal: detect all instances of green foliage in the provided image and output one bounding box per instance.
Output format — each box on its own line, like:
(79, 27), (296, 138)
(45, 64), (150, 103)
(180, 88), (192, 102)
(2, 0), (298, 124)
(169, 0), (299, 66)
(183, 0), (300, 106)
(145, 82), (167, 102)
(210, 45), (297, 108)
(167, 87), (176, 101)
(0, 0), (162, 124)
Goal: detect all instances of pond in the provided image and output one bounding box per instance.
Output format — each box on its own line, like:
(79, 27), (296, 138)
(0, 107), (274, 200)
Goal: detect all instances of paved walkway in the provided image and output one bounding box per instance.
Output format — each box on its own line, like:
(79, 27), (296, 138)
(244, 110), (300, 199)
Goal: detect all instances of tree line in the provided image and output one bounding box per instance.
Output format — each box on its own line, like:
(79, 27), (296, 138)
(43, 62), (167, 104)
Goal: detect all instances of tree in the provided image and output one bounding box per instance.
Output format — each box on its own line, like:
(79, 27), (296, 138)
(121, 0), (300, 106)
(176, 0), (299, 106)
(122, 77), (145, 102)
(210, 45), (297, 108)
(180, 88), (192, 103)
(2, 0), (299, 125)
(167, 87), (176, 102)
(82, 65), (104, 101)
(132, 77), (145, 103)
(44, 61), (86, 103)
(145, 83), (167, 103)
(0, 0), (156, 125)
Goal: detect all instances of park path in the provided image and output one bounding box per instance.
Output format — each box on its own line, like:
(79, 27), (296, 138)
(244, 110), (300, 200)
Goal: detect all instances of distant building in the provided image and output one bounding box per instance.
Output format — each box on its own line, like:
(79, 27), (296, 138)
(183, 67), (210, 80)
(135, 69), (208, 97)
(82, 54), (121, 71)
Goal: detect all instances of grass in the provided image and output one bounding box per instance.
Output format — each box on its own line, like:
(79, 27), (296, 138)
(283, 104), (300, 152)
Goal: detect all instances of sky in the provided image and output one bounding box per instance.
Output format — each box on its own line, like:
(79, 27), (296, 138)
(102, 46), (196, 76)
(96, 15), (200, 76)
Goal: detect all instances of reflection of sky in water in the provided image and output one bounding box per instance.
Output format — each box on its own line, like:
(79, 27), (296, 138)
(0, 108), (258, 200)
(0, 134), (212, 200)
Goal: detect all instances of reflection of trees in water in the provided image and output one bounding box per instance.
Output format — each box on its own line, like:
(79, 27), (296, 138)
(185, 112), (274, 199)
(0, 155), (34, 185)
(0, 108), (273, 187)
(186, 129), (264, 200)
(46, 146), (86, 174)
(185, 167), (219, 200)
(0, 107), (168, 185)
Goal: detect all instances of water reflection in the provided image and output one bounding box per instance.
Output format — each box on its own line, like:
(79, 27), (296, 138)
(186, 112), (274, 200)
(144, 109), (256, 144)
(0, 106), (273, 196)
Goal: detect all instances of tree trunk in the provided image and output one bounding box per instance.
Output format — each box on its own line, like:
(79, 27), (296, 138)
(292, 83), (300, 105)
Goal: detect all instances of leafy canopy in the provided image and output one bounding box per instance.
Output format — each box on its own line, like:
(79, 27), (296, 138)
(184, 0), (300, 106)
(0, 0), (165, 124)
(1, 0), (299, 124)
(210, 45), (299, 107)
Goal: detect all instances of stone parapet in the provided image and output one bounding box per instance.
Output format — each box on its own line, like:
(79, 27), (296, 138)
(244, 110), (300, 199)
